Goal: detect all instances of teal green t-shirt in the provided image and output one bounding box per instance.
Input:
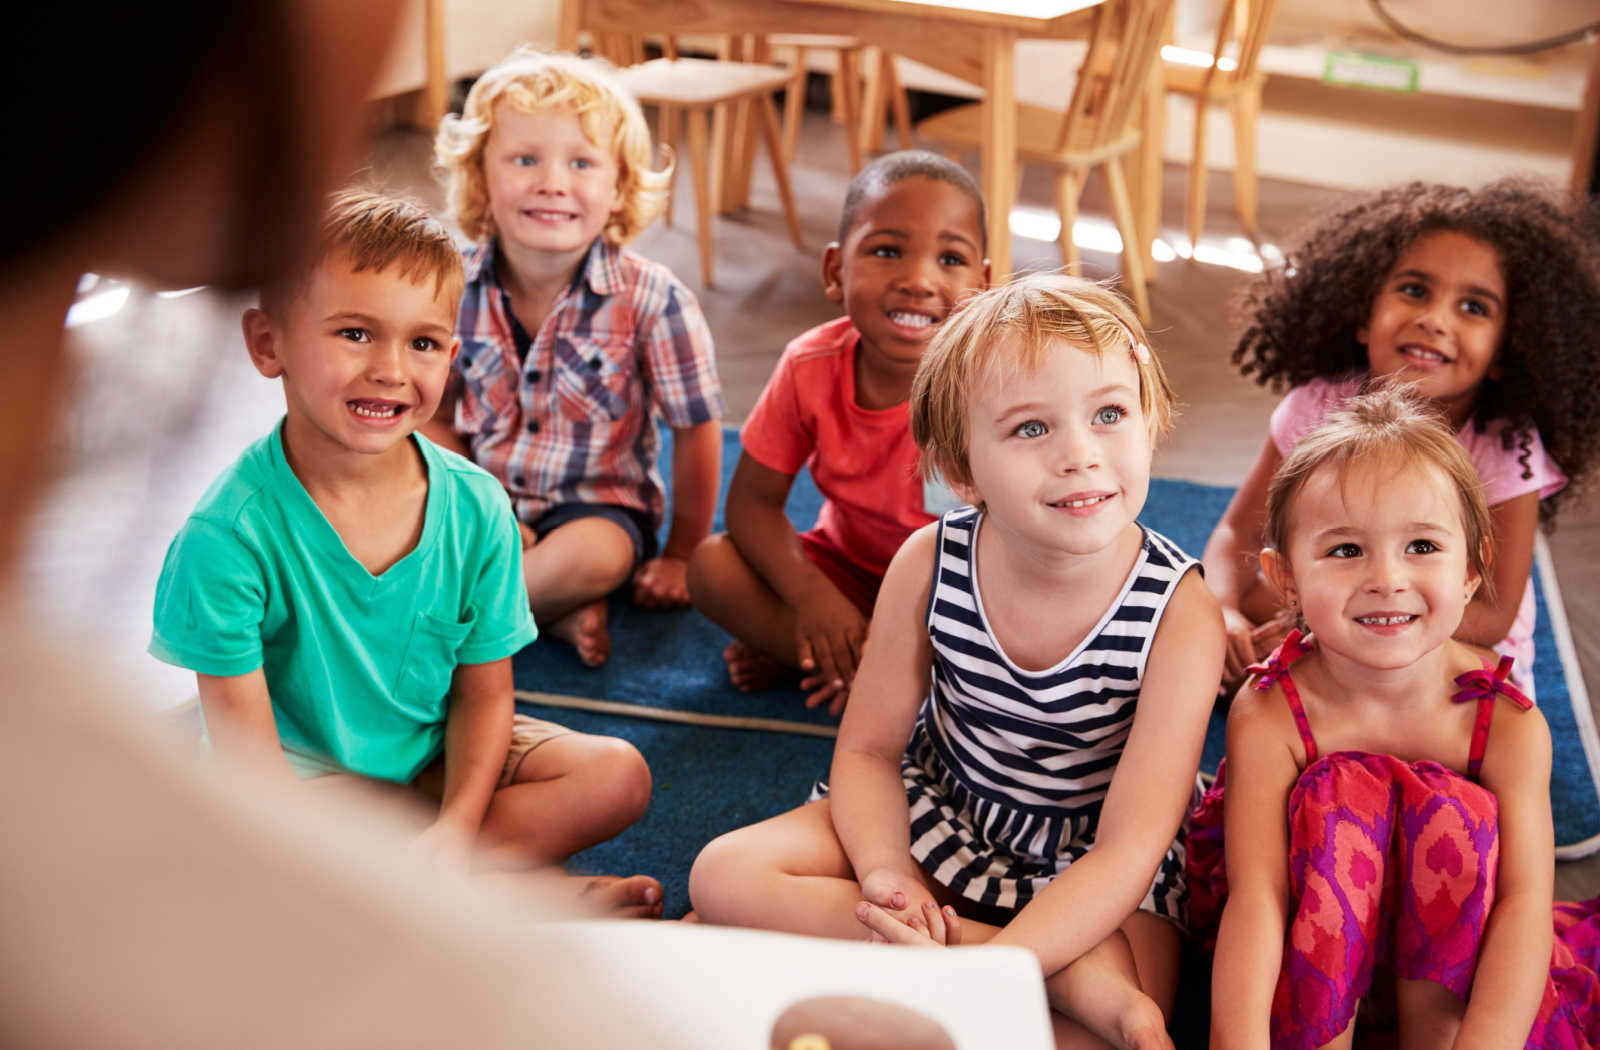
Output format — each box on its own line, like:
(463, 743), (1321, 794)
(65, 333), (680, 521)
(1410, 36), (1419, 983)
(150, 423), (538, 782)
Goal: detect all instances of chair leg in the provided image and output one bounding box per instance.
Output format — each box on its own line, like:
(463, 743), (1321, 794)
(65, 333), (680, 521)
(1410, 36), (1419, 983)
(858, 47), (887, 155)
(757, 94), (805, 250)
(1230, 84), (1260, 240)
(885, 51), (913, 150)
(1053, 170), (1084, 276)
(660, 104), (678, 227)
(838, 48), (863, 174)
(1186, 96), (1210, 256)
(686, 107), (715, 286)
(1104, 158), (1151, 324)
(782, 46), (807, 163)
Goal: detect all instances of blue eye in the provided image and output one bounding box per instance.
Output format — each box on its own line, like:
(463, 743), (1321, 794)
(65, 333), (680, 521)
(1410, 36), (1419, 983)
(1094, 405), (1125, 425)
(1406, 539), (1439, 554)
(513, 155), (536, 167)
(1015, 420), (1046, 439)
(1326, 543), (1361, 558)
(572, 157), (591, 170)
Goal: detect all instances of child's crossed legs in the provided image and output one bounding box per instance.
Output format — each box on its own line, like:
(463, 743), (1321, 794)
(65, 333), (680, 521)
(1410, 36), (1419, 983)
(689, 799), (1176, 1048)
(313, 717), (660, 917)
(520, 504), (655, 668)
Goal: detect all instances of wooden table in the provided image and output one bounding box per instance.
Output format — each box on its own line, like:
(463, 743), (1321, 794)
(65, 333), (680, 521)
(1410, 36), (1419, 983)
(561, 0), (1161, 279)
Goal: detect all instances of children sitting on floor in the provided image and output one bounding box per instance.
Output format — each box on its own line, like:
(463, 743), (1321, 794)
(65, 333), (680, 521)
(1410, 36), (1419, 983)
(149, 189), (659, 915)
(427, 48), (724, 669)
(1202, 179), (1600, 692)
(686, 151), (990, 715)
(1192, 384), (1600, 1047)
(689, 274), (1224, 1047)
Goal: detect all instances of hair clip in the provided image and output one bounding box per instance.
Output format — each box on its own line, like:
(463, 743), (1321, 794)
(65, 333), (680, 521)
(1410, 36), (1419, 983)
(1112, 319), (1151, 365)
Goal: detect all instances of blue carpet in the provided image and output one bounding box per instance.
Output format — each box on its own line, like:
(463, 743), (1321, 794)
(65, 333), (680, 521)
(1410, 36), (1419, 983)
(513, 429), (1600, 915)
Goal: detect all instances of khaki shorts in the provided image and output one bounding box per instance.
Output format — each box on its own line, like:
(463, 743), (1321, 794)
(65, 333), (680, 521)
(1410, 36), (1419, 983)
(411, 714), (572, 798)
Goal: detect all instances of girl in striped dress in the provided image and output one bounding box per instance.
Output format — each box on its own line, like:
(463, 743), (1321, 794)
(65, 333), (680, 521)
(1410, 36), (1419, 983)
(691, 275), (1225, 1049)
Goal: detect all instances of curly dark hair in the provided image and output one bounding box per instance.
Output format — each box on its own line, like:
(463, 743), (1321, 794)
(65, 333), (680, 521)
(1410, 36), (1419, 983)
(1232, 178), (1600, 523)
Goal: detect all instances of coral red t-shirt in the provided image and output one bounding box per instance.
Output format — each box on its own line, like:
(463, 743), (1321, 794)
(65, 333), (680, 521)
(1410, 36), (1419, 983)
(741, 317), (935, 579)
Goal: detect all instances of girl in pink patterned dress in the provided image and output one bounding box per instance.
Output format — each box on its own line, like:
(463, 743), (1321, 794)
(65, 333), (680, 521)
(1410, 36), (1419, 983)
(1201, 385), (1600, 1049)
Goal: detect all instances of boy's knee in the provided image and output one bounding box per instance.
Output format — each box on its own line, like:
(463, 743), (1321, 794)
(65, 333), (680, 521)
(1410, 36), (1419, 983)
(588, 736), (652, 823)
(685, 533), (733, 606)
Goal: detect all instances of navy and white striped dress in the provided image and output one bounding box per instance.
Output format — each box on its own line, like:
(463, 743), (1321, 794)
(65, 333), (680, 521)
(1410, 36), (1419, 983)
(904, 506), (1197, 924)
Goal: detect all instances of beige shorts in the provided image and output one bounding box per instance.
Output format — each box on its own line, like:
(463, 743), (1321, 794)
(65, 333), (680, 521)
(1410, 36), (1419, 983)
(411, 714), (572, 798)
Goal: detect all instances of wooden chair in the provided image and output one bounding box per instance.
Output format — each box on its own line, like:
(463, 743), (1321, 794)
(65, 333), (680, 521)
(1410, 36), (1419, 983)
(768, 35), (913, 171)
(1162, 0), (1277, 247)
(914, 0), (1174, 322)
(608, 46), (805, 288)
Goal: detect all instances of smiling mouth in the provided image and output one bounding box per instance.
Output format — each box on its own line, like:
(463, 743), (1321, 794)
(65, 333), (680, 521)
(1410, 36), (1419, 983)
(1051, 494), (1112, 509)
(524, 208), (577, 222)
(887, 310), (938, 330)
(1354, 614), (1418, 626)
(1397, 344), (1450, 365)
(349, 400), (404, 419)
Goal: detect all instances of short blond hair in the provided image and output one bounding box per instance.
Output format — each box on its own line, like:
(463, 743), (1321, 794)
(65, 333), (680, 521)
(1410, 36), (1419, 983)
(1266, 380), (1494, 595)
(910, 273), (1175, 489)
(435, 47), (668, 246)
(259, 188), (463, 317)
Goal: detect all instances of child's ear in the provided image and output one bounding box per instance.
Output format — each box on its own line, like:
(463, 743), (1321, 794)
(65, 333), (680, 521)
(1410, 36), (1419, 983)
(447, 335), (461, 369)
(980, 257), (992, 290)
(1259, 547), (1296, 608)
(242, 308), (285, 379)
(821, 242), (844, 304)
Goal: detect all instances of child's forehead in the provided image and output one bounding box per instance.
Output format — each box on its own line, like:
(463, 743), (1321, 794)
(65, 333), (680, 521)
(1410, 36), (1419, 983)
(491, 98), (617, 147)
(1297, 455), (1459, 528)
(971, 333), (1131, 399)
(845, 175), (982, 241)
(299, 253), (458, 324)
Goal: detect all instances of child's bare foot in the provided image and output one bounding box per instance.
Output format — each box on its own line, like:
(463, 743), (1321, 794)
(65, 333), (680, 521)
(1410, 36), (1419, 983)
(576, 873), (664, 918)
(723, 641), (790, 692)
(1116, 999), (1174, 1050)
(548, 599), (610, 667)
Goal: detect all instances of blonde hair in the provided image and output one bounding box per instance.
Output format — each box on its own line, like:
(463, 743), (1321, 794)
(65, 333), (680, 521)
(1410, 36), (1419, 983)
(1265, 381), (1494, 594)
(434, 47), (669, 246)
(910, 272), (1175, 489)
(259, 188), (463, 317)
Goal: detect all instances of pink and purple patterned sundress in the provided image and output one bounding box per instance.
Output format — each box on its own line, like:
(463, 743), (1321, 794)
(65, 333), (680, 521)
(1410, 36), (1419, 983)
(1187, 632), (1600, 1048)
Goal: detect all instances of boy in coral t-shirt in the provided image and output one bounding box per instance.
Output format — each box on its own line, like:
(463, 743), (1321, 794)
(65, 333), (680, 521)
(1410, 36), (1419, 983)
(687, 152), (989, 715)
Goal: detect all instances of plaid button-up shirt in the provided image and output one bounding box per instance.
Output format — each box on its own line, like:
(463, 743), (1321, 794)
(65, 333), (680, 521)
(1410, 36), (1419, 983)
(453, 238), (724, 528)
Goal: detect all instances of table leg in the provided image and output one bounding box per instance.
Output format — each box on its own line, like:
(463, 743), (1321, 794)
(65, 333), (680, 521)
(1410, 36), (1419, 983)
(558, 0), (582, 53)
(1136, 4), (1173, 278)
(979, 27), (1017, 280)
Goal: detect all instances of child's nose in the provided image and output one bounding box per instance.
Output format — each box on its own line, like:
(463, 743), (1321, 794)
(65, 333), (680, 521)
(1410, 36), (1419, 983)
(1364, 551), (1407, 592)
(894, 255), (939, 294)
(366, 341), (405, 382)
(1053, 424), (1098, 472)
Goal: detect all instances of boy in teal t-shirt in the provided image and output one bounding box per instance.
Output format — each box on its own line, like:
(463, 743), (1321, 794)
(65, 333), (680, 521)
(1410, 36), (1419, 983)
(151, 190), (659, 912)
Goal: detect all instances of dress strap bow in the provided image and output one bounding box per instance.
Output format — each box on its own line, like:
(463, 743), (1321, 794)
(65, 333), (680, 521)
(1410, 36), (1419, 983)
(1452, 655), (1533, 710)
(1247, 628), (1314, 691)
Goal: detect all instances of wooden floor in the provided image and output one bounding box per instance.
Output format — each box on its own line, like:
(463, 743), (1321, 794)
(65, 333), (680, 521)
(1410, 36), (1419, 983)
(28, 102), (1600, 898)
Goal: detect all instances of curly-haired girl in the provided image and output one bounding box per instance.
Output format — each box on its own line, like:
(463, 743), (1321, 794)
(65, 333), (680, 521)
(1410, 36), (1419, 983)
(1203, 179), (1600, 687)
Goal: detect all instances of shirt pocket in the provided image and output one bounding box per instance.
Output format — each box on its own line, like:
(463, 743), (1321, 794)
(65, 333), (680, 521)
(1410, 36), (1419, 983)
(392, 607), (477, 713)
(551, 335), (632, 422)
